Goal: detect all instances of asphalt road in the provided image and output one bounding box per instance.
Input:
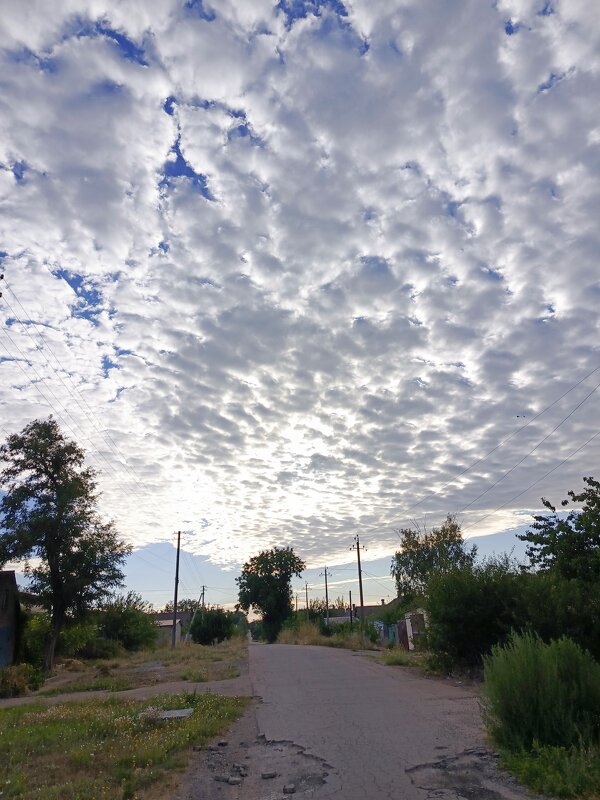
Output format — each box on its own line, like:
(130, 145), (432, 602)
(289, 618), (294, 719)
(249, 643), (532, 800)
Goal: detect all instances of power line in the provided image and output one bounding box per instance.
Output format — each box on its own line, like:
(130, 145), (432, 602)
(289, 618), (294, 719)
(463, 426), (600, 533)
(357, 364), (600, 537)
(455, 377), (600, 516)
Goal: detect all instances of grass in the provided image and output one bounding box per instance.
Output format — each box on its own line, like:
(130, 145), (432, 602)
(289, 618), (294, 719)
(501, 745), (600, 798)
(277, 621), (379, 650)
(0, 691), (249, 800)
(39, 637), (247, 696)
(40, 677), (134, 696)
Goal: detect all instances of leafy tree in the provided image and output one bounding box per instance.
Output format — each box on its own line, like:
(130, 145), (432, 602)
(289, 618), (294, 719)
(162, 597), (200, 615)
(97, 592), (157, 651)
(236, 547), (305, 642)
(518, 476), (600, 582)
(390, 514), (477, 601)
(190, 606), (235, 645)
(0, 418), (131, 670)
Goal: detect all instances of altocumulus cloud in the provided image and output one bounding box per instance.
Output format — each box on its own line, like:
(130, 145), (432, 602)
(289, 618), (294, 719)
(0, 0), (599, 570)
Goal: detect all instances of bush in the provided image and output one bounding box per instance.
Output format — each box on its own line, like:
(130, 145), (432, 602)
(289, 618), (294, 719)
(426, 557), (527, 671)
(190, 607), (235, 645)
(0, 664), (44, 698)
(96, 592), (157, 651)
(483, 632), (600, 751)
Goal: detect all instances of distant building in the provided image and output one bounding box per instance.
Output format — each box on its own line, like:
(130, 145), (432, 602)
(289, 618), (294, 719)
(0, 571), (20, 667)
(155, 618), (182, 646)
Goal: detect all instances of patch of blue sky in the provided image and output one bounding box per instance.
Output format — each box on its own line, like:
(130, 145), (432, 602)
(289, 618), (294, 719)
(184, 0), (217, 22)
(160, 138), (215, 200)
(0, 161), (27, 184)
(227, 123), (263, 147)
(504, 19), (521, 35)
(5, 47), (58, 73)
(163, 96), (177, 116)
(53, 269), (103, 325)
(65, 18), (148, 65)
(538, 1), (554, 15)
(481, 266), (504, 281)
(158, 241), (170, 253)
(537, 72), (564, 93)
(101, 355), (118, 376)
(277, 0), (347, 27)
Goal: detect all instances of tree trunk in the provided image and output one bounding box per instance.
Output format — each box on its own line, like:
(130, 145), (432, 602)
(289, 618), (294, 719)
(43, 608), (64, 673)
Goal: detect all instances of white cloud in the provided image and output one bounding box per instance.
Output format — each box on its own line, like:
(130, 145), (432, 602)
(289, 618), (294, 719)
(1, 0), (599, 577)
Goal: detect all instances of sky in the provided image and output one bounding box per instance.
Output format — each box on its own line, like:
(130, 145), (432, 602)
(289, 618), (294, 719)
(1, 0), (599, 611)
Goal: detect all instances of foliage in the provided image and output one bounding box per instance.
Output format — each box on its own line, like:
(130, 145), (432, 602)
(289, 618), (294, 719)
(96, 592), (158, 651)
(483, 632), (600, 752)
(277, 620), (380, 650)
(425, 556), (526, 671)
(0, 418), (131, 670)
(519, 572), (600, 662)
(236, 547), (305, 642)
(162, 597), (199, 614)
(391, 515), (477, 602)
(189, 606), (235, 645)
(0, 664), (44, 698)
(501, 744), (600, 798)
(21, 614), (100, 666)
(0, 692), (249, 799)
(519, 476), (600, 582)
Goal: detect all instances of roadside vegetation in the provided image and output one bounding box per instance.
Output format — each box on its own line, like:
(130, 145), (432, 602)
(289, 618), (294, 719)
(276, 619), (379, 650)
(0, 691), (248, 800)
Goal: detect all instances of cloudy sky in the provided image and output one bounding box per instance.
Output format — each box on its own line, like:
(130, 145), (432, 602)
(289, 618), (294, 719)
(1, 0), (599, 609)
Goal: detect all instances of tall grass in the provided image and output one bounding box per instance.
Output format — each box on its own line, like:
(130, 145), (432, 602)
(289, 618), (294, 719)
(483, 632), (600, 752)
(277, 621), (379, 650)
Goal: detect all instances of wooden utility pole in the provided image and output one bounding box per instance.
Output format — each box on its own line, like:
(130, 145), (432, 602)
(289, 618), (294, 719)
(172, 530), (181, 648)
(305, 582), (309, 620)
(353, 535), (365, 622)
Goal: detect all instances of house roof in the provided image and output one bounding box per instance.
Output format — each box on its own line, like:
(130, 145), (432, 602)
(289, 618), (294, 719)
(156, 619), (181, 628)
(152, 611), (193, 624)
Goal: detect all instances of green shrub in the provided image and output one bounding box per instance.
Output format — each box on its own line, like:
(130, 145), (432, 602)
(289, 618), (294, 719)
(426, 557), (527, 671)
(0, 664), (44, 697)
(21, 613), (51, 667)
(483, 632), (600, 751)
(58, 621), (99, 657)
(96, 592), (157, 651)
(190, 607), (235, 645)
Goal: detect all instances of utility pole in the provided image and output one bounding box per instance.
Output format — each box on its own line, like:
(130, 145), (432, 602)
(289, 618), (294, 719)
(352, 534), (365, 622)
(295, 593), (298, 613)
(349, 589), (353, 627)
(305, 582), (309, 620)
(320, 567), (332, 625)
(172, 530), (181, 648)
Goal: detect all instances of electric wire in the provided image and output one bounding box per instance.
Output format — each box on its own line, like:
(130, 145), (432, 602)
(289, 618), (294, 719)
(455, 377), (600, 515)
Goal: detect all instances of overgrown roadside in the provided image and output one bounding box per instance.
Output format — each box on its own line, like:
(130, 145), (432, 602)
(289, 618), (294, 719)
(0, 639), (253, 799)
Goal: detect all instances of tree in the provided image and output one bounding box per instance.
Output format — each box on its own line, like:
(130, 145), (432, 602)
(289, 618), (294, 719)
(518, 476), (600, 582)
(190, 606), (235, 645)
(0, 418), (131, 670)
(391, 514), (477, 602)
(236, 547), (305, 642)
(97, 592), (157, 651)
(162, 597), (200, 614)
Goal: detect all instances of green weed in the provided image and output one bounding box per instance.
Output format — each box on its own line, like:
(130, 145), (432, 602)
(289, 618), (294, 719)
(0, 692), (248, 799)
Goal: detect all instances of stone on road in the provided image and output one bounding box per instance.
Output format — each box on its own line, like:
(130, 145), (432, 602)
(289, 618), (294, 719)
(250, 643), (532, 800)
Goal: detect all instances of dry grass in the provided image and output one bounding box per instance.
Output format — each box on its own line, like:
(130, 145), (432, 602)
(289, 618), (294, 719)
(39, 636), (247, 696)
(277, 622), (379, 651)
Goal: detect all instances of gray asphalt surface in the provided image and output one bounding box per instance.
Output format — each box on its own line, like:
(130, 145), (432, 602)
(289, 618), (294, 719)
(249, 643), (532, 800)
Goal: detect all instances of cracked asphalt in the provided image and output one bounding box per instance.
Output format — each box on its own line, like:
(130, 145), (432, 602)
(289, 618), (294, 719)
(173, 643), (538, 800)
(246, 643), (534, 800)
